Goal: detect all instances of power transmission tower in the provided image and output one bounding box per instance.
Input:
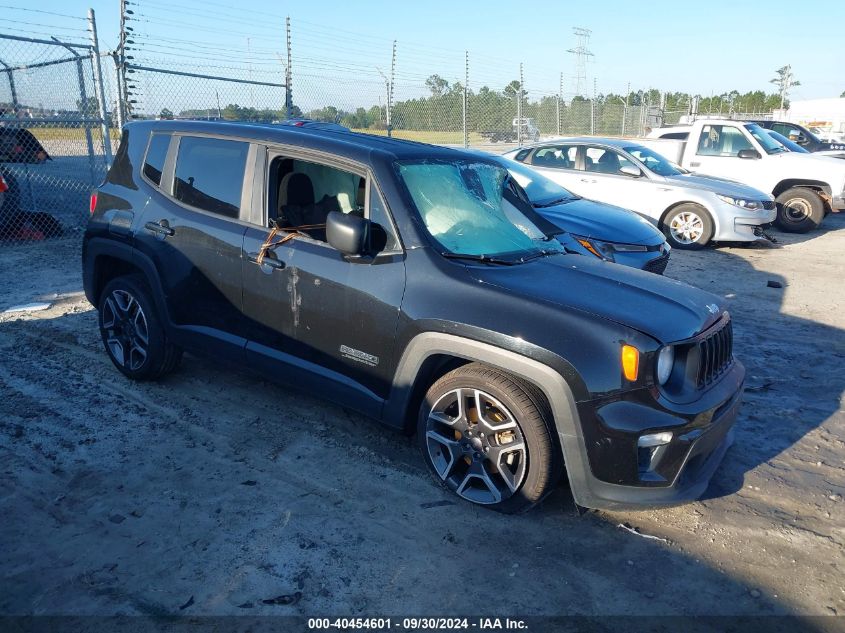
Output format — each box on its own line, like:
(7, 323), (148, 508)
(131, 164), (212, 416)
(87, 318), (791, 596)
(567, 27), (593, 98)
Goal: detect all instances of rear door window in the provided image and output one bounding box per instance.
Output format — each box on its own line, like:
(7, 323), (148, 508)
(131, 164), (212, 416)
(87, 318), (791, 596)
(173, 136), (249, 218)
(143, 133), (170, 186)
(529, 145), (578, 169)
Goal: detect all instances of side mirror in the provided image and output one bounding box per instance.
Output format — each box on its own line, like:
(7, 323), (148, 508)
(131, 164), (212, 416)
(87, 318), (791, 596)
(327, 211), (369, 256)
(619, 165), (643, 178)
(737, 149), (761, 160)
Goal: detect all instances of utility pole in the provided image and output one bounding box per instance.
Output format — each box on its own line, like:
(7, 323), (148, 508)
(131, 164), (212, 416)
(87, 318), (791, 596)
(566, 27), (593, 98)
(87, 8), (112, 163)
(285, 16), (292, 118)
(591, 77), (596, 135)
(463, 51), (468, 148)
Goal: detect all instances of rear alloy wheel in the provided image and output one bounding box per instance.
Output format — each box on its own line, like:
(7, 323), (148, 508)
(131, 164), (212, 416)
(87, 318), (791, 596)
(775, 187), (824, 233)
(662, 204), (713, 250)
(98, 275), (182, 380)
(417, 364), (561, 513)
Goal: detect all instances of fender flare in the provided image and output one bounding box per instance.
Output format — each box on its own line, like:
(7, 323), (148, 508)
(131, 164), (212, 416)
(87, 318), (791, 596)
(383, 332), (596, 507)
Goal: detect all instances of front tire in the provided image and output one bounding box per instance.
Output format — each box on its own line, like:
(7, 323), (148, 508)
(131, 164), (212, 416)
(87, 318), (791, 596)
(98, 275), (182, 381)
(775, 187), (824, 233)
(662, 203), (714, 250)
(417, 363), (562, 513)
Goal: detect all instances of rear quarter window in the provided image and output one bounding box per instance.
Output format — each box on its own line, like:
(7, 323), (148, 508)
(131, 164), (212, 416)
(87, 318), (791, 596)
(173, 136), (249, 218)
(143, 133), (171, 186)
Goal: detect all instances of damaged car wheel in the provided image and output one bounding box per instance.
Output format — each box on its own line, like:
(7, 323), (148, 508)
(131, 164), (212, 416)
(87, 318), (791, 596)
(417, 363), (562, 513)
(98, 275), (182, 380)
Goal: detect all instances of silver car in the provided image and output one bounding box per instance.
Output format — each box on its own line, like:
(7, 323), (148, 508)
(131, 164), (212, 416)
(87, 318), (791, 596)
(504, 138), (776, 249)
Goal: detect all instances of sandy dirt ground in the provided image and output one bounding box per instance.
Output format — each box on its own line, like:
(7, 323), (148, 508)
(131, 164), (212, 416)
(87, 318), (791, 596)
(0, 216), (843, 623)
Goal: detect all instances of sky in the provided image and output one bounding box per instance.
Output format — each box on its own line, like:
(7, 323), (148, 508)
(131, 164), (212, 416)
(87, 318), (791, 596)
(9, 0), (845, 113)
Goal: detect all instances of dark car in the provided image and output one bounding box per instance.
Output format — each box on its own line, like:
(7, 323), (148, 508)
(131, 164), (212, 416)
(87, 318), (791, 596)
(482, 153), (671, 274)
(750, 120), (845, 153)
(83, 121), (745, 513)
(0, 127), (51, 163)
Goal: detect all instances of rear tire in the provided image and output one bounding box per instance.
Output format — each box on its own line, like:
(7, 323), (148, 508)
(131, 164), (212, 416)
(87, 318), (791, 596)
(662, 204), (714, 250)
(775, 187), (825, 233)
(417, 363), (562, 514)
(98, 275), (182, 381)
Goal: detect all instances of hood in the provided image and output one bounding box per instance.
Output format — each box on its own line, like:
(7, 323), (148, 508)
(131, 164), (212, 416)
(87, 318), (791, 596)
(537, 198), (664, 246)
(467, 255), (725, 343)
(665, 173), (771, 199)
(767, 152), (845, 182)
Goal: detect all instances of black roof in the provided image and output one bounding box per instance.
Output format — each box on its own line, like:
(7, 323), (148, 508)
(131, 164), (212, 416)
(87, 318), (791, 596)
(128, 119), (481, 164)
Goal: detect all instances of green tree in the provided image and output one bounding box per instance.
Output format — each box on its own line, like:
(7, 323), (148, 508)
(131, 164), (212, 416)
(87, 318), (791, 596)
(770, 65), (800, 108)
(425, 74), (449, 97)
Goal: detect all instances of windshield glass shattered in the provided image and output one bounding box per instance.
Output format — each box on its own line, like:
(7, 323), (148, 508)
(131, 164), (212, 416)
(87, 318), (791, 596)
(397, 160), (563, 260)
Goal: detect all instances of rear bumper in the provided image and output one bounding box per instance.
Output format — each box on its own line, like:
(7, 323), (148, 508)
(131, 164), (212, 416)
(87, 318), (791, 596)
(563, 361), (745, 510)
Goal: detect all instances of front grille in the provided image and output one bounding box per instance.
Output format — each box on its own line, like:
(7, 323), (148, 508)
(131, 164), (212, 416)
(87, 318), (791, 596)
(762, 200), (776, 210)
(644, 251), (670, 275)
(696, 319), (733, 388)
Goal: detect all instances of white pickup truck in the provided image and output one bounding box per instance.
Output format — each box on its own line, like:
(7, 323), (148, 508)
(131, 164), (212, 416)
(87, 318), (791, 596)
(643, 119), (845, 232)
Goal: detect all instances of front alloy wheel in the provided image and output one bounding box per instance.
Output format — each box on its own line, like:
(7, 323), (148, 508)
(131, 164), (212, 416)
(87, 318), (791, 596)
(662, 204), (714, 250)
(417, 363), (562, 513)
(425, 388), (527, 505)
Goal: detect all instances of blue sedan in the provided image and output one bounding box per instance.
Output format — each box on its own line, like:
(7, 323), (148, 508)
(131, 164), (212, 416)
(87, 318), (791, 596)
(486, 153), (671, 274)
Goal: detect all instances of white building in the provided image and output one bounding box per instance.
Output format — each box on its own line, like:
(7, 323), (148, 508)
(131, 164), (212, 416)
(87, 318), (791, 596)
(775, 98), (845, 136)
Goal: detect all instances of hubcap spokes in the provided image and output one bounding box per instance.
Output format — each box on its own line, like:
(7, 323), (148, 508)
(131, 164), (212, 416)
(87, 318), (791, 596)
(783, 198), (810, 221)
(102, 290), (149, 371)
(425, 388), (527, 505)
(669, 212), (704, 244)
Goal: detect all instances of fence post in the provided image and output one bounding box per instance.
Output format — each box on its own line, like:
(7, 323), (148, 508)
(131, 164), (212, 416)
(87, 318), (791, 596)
(0, 59), (19, 115)
(517, 63), (523, 146)
(110, 53), (124, 130)
(462, 51), (468, 148)
(557, 72), (562, 136)
(285, 16), (292, 118)
(87, 8), (112, 164)
(387, 40), (395, 137)
(590, 77), (596, 135)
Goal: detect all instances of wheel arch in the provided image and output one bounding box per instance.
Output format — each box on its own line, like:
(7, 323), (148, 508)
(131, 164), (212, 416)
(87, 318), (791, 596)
(772, 179), (832, 198)
(383, 332), (596, 504)
(83, 238), (172, 329)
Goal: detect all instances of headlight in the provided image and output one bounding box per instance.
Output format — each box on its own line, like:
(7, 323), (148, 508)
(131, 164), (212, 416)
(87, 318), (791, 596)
(571, 236), (649, 262)
(656, 345), (674, 385)
(716, 194), (763, 210)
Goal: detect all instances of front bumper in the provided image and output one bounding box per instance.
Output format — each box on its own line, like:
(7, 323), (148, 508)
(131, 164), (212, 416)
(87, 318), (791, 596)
(562, 360), (745, 510)
(831, 193), (845, 211)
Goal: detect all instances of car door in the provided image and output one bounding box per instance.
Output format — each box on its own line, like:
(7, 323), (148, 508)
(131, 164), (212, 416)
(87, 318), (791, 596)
(686, 123), (768, 184)
(134, 132), (252, 357)
(525, 144), (583, 192)
(242, 148), (406, 418)
(576, 146), (655, 216)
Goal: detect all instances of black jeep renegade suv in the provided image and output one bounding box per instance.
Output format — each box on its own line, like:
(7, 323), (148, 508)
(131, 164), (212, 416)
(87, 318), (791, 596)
(83, 121), (745, 513)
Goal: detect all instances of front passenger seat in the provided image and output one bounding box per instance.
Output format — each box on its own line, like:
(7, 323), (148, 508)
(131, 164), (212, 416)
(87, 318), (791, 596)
(278, 172), (315, 227)
(596, 152), (621, 174)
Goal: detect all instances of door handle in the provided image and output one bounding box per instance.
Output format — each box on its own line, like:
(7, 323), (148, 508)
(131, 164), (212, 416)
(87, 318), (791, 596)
(690, 162), (700, 168)
(580, 178), (597, 184)
(144, 220), (174, 237)
(248, 252), (285, 270)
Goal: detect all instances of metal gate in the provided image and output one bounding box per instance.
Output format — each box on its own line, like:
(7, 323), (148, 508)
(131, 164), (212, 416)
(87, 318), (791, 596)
(0, 27), (112, 241)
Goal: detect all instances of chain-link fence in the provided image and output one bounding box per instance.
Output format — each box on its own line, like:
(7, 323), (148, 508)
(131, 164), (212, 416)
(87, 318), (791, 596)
(0, 29), (112, 242)
(1, 4), (783, 243)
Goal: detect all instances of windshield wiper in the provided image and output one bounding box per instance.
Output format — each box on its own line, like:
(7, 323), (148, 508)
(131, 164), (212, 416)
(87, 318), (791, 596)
(533, 197), (577, 208)
(518, 248), (566, 263)
(440, 252), (519, 265)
